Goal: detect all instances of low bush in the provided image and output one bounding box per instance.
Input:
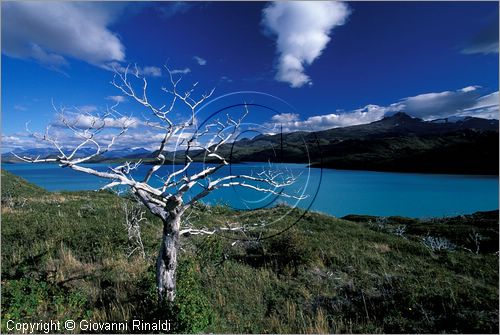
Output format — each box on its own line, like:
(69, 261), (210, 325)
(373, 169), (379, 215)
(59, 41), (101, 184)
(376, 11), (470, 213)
(1, 170), (498, 333)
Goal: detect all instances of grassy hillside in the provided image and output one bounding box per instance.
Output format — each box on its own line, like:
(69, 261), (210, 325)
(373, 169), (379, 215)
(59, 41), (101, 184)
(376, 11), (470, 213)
(1, 170), (498, 333)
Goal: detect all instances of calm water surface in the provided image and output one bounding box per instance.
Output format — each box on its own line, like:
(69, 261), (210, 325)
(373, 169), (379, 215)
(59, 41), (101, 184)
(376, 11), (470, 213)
(3, 162), (498, 218)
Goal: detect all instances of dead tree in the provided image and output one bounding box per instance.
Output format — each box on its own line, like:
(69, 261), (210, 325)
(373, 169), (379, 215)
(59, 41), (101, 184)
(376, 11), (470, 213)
(122, 198), (147, 259)
(15, 64), (303, 302)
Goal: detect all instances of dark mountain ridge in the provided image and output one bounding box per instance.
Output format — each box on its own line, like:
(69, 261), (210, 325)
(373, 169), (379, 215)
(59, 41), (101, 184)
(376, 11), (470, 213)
(218, 113), (499, 175)
(3, 113), (498, 175)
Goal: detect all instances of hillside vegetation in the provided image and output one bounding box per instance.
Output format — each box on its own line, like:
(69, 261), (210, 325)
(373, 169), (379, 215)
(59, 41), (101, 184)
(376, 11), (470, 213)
(1, 169), (499, 333)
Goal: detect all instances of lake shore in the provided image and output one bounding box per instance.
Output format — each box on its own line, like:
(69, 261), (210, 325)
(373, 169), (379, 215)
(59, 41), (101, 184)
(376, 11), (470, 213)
(3, 162), (498, 219)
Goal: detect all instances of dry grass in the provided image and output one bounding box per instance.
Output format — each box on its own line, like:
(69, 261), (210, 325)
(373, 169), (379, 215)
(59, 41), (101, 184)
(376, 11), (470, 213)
(1, 206), (15, 214)
(372, 242), (391, 253)
(45, 245), (98, 285)
(2, 170), (499, 334)
(305, 308), (330, 334)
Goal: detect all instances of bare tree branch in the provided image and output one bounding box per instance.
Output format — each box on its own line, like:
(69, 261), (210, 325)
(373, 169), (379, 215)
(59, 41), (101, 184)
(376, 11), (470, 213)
(19, 63), (306, 303)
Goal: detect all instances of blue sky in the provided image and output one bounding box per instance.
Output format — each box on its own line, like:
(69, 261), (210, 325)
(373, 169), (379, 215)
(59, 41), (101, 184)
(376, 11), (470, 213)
(2, 1), (498, 151)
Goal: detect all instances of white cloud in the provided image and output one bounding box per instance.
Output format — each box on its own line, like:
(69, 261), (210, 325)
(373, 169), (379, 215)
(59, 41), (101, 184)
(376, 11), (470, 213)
(156, 2), (193, 19)
(106, 95), (127, 103)
(267, 86), (498, 132)
(461, 18), (498, 55)
(271, 113), (300, 123)
(52, 112), (141, 130)
(2, 2), (125, 67)
(97, 131), (165, 150)
(29, 44), (69, 68)
(5, 87), (497, 152)
(2, 134), (47, 151)
(91, 131), (196, 151)
(471, 91), (499, 109)
(396, 86), (483, 120)
(463, 42), (499, 55)
(142, 66), (162, 77)
(14, 104), (28, 111)
(77, 105), (99, 114)
(459, 91), (499, 119)
(262, 1), (350, 88)
(193, 56), (207, 66)
(106, 62), (163, 77)
(269, 105), (390, 132)
(170, 67), (191, 75)
(1, 127), (199, 153)
(220, 76), (233, 83)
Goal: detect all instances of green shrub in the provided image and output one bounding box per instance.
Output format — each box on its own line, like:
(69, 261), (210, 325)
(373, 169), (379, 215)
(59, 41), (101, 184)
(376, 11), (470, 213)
(130, 260), (213, 333)
(265, 231), (314, 274)
(1, 277), (90, 332)
(1, 170), (498, 333)
(174, 259), (214, 333)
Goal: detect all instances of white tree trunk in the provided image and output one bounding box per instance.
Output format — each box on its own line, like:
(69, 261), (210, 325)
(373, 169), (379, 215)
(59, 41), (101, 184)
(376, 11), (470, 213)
(157, 213), (181, 302)
(18, 64), (304, 305)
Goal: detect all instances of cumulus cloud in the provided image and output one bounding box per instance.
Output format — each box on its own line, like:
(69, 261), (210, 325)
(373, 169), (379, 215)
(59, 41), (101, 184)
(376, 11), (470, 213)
(2, 134), (49, 151)
(193, 56), (207, 66)
(2, 129), (161, 152)
(271, 113), (300, 123)
(269, 105), (390, 132)
(2, 126), (199, 153)
(51, 112), (141, 130)
(268, 86), (498, 132)
(262, 1), (350, 88)
(2, 1), (125, 68)
(5, 86), (497, 151)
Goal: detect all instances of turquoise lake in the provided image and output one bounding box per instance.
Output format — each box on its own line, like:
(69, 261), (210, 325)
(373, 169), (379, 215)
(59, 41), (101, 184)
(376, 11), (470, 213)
(2, 162), (498, 218)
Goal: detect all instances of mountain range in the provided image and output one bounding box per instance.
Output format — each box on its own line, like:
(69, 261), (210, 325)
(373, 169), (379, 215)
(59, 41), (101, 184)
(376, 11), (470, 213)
(2, 147), (152, 162)
(3, 113), (499, 175)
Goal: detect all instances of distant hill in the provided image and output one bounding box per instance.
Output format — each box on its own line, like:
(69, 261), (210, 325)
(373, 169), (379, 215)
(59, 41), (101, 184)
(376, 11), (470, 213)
(3, 113), (498, 174)
(2, 147), (153, 163)
(212, 112), (499, 175)
(101, 147), (152, 159)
